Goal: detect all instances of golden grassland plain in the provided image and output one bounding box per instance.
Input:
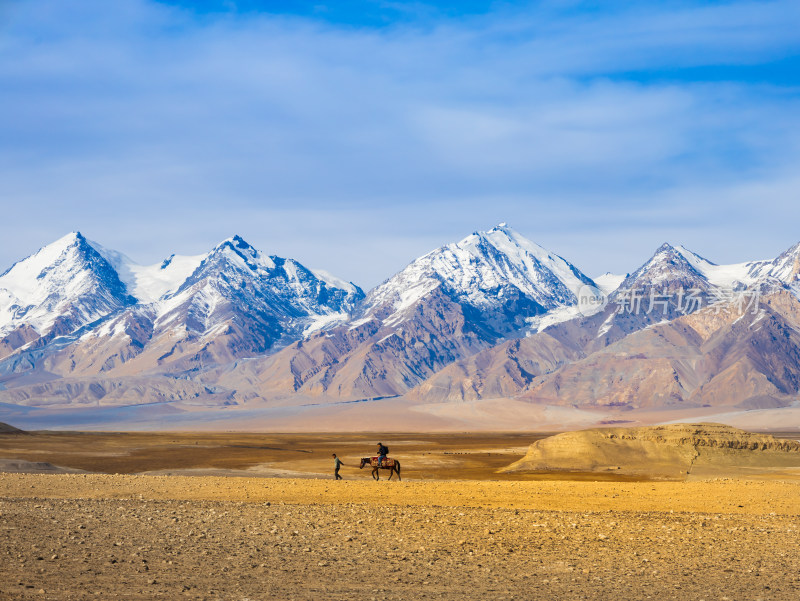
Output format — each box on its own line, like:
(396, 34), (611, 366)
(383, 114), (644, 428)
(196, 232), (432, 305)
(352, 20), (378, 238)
(1, 430), (800, 600)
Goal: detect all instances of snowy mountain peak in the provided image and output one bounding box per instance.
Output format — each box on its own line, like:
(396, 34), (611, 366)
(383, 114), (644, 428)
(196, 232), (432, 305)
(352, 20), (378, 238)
(365, 224), (596, 329)
(750, 240), (800, 286)
(156, 236), (364, 345)
(217, 234), (254, 254)
(0, 231), (134, 336)
(187, 235), (277, 283)
(50, 230), (85, 248)
(476, 224), (596, 296)
(617, 243), (709, 292)
(214, 234), (261, 258)
(482, 222), (513, 237)
(2, 231), (87, 284)
(650, 242), (704, 265)
(617, 242), (778, 293)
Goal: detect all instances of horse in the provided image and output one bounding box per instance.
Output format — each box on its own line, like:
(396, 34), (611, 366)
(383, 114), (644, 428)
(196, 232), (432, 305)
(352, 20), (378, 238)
(359, 457), (401, 481)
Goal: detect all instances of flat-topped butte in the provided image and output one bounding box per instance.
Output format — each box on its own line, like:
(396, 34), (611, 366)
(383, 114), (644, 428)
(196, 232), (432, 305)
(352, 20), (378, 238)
(502, 423), (800, 480)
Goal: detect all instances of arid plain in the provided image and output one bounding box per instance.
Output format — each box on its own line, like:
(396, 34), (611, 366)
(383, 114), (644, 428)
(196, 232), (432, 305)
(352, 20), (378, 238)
(2, 429), (800, 600)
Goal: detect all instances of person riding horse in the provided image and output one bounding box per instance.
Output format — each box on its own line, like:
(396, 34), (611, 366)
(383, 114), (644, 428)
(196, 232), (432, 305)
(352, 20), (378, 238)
(376, 442), (388, 467)
(360, 448), (401, 480)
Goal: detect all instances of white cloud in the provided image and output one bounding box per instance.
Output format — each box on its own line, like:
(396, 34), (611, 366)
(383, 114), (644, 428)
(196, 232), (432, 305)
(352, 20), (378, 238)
(0, 0), (799, 287)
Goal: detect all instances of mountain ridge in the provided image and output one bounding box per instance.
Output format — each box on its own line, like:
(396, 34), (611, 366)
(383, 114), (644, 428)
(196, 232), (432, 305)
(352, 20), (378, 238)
(0, 232), (364, 384)
(0, 226), (798, 422)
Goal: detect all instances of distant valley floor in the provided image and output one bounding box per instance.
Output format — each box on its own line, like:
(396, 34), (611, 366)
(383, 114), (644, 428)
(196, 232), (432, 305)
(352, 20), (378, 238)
(2, 396), (800, 434)
(1, 429), (799, 482)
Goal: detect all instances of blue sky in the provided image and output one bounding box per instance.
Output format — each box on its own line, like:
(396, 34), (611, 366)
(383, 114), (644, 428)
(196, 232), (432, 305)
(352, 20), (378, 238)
(1, 0), (799, 287)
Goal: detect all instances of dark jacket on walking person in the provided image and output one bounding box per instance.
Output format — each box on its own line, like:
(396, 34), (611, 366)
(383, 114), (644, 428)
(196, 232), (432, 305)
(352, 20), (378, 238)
(333, 454), (344, 480)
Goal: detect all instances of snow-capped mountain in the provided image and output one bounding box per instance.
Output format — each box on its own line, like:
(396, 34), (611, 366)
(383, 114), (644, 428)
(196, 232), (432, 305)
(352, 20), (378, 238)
(0, 233), (364, 379)
(0, 232), (135, 339)
(88, 234), (363, 336)
(409, 239), (800, 406)
(1, 226), (799, 415)
(566, 243), (772, 354)
(612, 242), (800, 313)
(363, 223), (597, 333)
(746, 242), (800, 288)
(151, 235), (363, 351)
(619, 242), (800, 294)
(614, 243), (715, 294)
(216, 224), (600, 400)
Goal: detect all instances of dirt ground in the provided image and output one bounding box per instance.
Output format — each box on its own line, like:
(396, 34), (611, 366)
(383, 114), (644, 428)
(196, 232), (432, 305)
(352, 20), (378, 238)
(1, 474), (799, 600)
(1, 431), (800, 600)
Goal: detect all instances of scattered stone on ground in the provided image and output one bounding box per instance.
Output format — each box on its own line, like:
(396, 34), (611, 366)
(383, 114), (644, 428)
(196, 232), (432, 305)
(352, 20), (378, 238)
(1, 474), (799, 600)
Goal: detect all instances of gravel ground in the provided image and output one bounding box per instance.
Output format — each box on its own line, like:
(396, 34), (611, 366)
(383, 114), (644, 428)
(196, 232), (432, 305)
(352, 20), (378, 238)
(1, 474), (799, 600)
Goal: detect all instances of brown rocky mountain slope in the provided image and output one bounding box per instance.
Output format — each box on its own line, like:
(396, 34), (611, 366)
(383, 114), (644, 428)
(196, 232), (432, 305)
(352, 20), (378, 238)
(210, 286), (495, 400)
(411, 290), (800, 410)
(521, 290), (800, 409)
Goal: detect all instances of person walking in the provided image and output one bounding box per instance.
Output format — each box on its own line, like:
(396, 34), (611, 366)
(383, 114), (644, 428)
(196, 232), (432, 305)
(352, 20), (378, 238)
(332, 453), (344, 480)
